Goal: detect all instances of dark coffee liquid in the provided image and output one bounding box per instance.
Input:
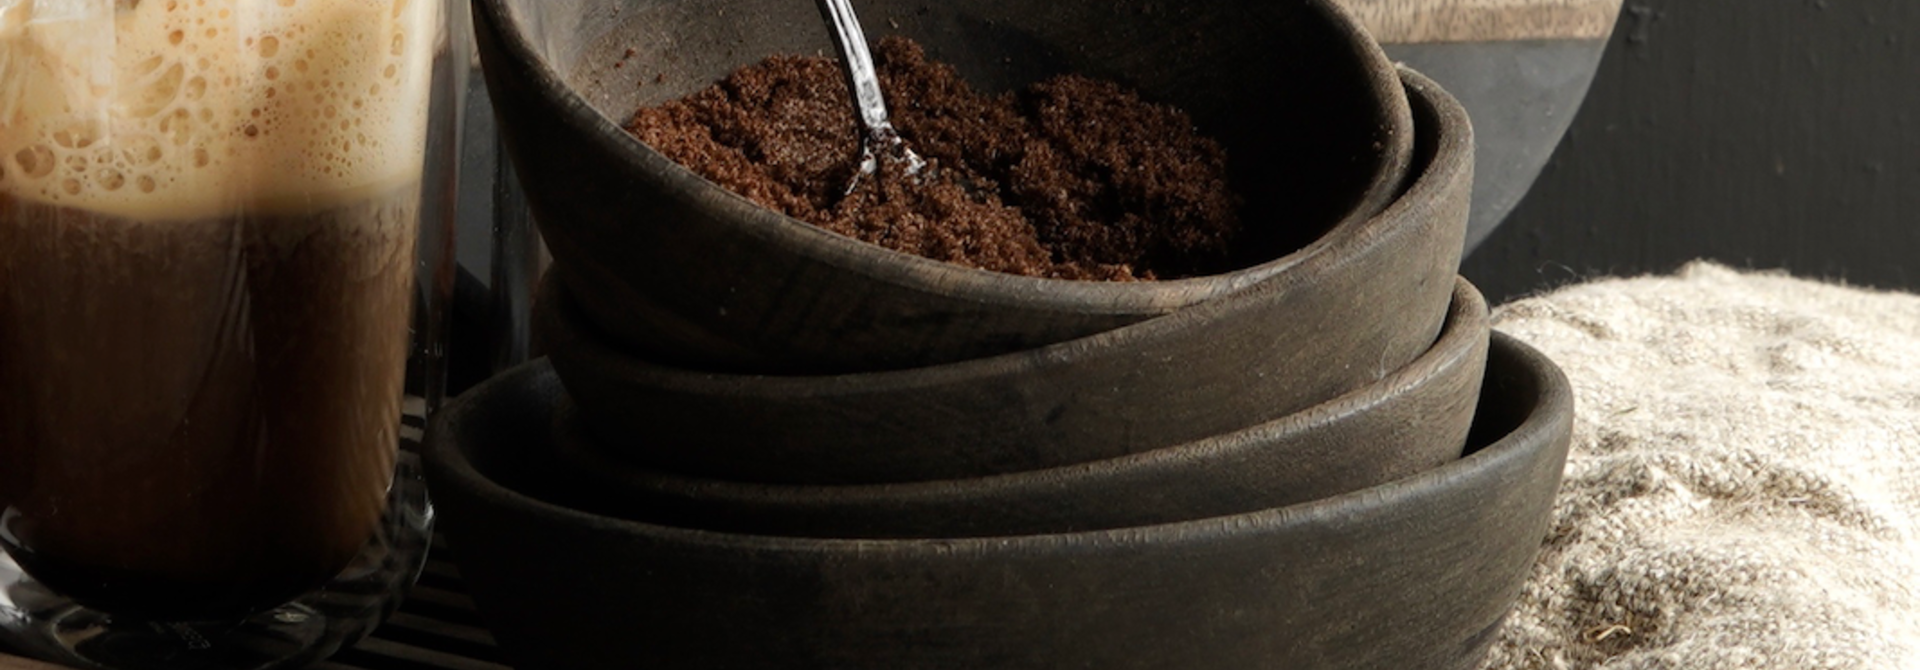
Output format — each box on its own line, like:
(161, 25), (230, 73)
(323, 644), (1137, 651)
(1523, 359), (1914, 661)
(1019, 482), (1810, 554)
(0, 184), (418, 621)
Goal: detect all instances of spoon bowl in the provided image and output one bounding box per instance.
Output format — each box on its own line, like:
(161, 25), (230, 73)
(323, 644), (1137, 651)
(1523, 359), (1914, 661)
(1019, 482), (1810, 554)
(813, 0), (927, 194)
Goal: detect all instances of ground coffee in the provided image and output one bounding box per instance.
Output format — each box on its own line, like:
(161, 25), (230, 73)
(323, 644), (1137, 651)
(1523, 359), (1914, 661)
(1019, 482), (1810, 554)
(627, 38), (1242, 281)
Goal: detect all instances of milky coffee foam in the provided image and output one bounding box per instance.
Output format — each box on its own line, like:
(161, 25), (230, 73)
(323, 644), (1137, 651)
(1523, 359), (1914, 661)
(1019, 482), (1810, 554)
(0, 0), (437, 220)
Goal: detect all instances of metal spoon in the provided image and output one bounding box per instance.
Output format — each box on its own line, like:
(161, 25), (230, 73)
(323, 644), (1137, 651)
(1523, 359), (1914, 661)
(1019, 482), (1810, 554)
(815, 0), (925, 194)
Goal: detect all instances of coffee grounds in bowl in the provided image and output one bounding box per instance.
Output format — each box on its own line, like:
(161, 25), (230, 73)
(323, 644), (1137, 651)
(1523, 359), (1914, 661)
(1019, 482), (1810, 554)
(626, 38), (1243, 281)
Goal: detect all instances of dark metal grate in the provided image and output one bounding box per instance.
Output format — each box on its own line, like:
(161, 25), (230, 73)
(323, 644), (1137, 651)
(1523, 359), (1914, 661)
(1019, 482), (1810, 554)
(0, 401), (511, 670)
(314, 530), (510, 670)
(0, 536), (508, 670)
(324, 400), (513, 670)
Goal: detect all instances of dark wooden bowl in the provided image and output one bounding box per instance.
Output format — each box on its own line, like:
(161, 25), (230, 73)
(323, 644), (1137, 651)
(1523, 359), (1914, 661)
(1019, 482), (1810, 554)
(535, 67), (1470, 485)
(421, 332), (1572, 670)
(540, 277), (1487, 538)
(474, 0), (1415, 374)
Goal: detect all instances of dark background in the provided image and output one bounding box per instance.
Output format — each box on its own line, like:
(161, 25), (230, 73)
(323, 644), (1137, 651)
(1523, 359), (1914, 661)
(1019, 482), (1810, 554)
(1462, 0), (1920, 304)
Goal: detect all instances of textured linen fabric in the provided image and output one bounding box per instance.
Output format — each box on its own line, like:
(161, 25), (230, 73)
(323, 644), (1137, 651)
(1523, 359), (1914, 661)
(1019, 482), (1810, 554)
(1480, 262), (1920, 670)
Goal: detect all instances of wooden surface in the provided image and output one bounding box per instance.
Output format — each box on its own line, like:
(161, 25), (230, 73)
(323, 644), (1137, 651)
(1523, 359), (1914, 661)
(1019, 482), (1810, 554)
(1336, 0), (1623, 43)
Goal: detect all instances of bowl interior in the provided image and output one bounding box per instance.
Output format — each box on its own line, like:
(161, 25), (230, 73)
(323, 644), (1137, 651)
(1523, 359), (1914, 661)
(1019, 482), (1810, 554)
(488, 0), (1401, 268)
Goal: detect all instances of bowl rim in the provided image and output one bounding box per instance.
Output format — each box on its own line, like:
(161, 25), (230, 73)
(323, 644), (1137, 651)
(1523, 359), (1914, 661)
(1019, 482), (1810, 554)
(542, 66), (1471, 398)
(426, 330), (1572, 556)
(471, 0), (1415, 315)
(550, 277), (1489, 514)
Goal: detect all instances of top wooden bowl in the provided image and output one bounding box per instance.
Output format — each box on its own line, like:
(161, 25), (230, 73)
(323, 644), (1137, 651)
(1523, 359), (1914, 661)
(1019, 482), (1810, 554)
(475, 0), (1414, 374)
(538, 66), (1469, 485)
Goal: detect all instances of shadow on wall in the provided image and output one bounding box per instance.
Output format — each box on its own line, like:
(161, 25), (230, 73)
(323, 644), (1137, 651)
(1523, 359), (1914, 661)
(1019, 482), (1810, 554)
(1464, 0), (1920, 304)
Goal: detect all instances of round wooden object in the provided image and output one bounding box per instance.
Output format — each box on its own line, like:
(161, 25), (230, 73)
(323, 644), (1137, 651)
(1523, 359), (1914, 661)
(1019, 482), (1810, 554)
(1337, 0), (1626, 251)
(1336, 0), (1624, 44)
(537, 67), (1471, 485)
(474, 0), (1416, 374)
(539, 278), (1487, 538)
(421, 332), (1573, 670)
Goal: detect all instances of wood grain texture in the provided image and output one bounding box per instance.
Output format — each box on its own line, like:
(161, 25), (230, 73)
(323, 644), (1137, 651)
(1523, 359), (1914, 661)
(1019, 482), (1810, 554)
(420, 337), (1575, 670)
(541, 279), (1484, 539)
(1336, 0), (1623, 43)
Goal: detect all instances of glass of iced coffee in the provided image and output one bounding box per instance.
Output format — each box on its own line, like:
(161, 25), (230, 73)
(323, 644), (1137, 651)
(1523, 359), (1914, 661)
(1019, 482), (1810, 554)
(0, 0), (457, 667)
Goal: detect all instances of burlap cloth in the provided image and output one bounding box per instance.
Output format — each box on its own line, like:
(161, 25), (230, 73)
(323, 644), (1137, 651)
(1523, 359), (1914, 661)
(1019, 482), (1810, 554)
(1478, 261), (1920, 669)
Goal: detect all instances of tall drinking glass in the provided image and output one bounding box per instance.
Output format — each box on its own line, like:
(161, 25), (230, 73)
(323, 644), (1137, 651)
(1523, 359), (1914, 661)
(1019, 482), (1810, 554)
(0, 0), (460, 667)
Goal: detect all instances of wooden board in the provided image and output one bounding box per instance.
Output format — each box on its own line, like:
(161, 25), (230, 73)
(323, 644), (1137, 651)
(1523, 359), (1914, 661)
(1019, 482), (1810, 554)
(1335, 0), (1624, 43)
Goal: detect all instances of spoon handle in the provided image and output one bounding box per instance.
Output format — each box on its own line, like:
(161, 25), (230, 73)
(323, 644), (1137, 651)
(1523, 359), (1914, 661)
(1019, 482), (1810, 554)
(814, 0), (900, 143)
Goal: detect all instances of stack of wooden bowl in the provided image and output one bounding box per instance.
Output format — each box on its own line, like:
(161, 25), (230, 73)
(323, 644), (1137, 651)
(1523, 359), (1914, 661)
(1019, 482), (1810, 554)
(423, 1), (1577, 669)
